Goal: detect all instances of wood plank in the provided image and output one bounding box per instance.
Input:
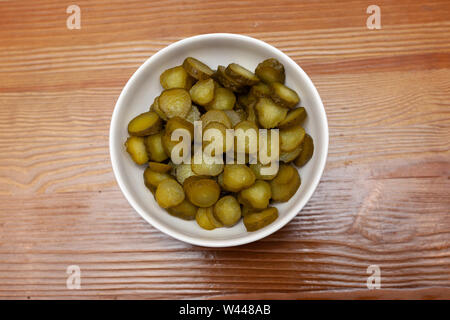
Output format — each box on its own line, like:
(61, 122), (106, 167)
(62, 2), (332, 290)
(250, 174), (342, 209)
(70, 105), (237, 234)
(1, 22), (450, 90)
(1, 0), (449, 48)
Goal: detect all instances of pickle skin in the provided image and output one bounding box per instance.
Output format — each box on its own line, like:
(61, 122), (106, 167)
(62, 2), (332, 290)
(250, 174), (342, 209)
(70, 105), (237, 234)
(124, 57), (312, 233)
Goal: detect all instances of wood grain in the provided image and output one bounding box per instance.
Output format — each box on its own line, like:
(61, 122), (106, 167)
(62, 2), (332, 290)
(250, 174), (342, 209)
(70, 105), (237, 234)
(0, 0), (449, 299)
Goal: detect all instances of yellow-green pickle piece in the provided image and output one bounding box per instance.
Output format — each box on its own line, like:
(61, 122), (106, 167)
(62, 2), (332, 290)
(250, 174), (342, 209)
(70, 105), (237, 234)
(255, 97), (288, 129)
(270, 82), (300, 109)
(189, 78), (215, 106)
(213, 195), (242, 227)
(206, 87), (236, 111)
(294, 134), (314, 167)
(238, 180), (272, 209)
(183, 57), (214, 80)
(225, 63), (259, 86)
(184, 177), (221, 208)
(143, 167), (172, 190)
(168, 199), (198, 220)
(205, 206), (224, 228)
(196, 207), (217, 230)
(250, 82), (271, 98)
(270, 165), (301, 202)
(160, 65), (194, 90)
(148, 162), (172, 173)
(255, 58), (285, 84)
(125, 136), (148, 165)
(243, 207), (279, 231)
(145, 132), (169, 162)
(127, 111), (162, 136)
(278, 107), (306, 128)
(123, 56), (315, 234)
(213, 66), (248, 93)
(155, 179), (185, 208)
(158, 88), (192, 119)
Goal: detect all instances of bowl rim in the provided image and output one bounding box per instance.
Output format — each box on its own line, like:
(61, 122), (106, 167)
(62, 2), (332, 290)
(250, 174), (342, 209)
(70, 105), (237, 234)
(109, 33), (329, 247)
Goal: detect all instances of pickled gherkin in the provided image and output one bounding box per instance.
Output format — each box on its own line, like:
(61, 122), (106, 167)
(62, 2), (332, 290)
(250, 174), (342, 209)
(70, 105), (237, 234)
(160, 65), (194, 90)
(225, 63), (259, 86)
(183, 57), (214, 80)
(238, 180), (272, 209)
(145, 132), (169, 162)
(155, 179), (185, 208)
(128, 111), (162, 136)
(206, 87), (236, 111)
(279, 125), (305, 152)
(213, 195), (241, 227)
(270, 164), (301, 202)
(213, 66), (248, 93)
(125, 136), (148, 165)
(123, 56), (313, 234)
(255, 58), (285, 84)
(168, 199), (197, 220)
(158, 88), (192, 119)
(148, 162), (172, 173)
(278, 107), (306, 128)
(183, 176), (221, 208)
(255, 97), (288, 129)
(189, 78), (215, 106)
(196, 207), (217, 230)
(222, 164), (256, 192)
(144, 167), (172, 190)
(270, 82), (300, 109)
(294, 134), (314, 167)
(243, 207), (278, 231)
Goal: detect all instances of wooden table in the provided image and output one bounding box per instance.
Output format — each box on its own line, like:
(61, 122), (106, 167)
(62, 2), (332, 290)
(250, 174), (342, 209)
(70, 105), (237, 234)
(0, 0), (449, 300)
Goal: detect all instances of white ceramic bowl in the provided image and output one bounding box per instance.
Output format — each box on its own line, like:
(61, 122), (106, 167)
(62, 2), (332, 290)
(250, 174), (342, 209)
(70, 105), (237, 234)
(110, 33), (328, 247)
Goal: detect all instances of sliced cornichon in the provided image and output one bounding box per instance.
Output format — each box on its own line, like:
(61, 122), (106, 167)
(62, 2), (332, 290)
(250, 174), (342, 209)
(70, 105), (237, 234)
(243, 207), (279, 231)
(250, 82), (271, 98)
(213, 66), (248, 93)
(206, 87), (236, 111)
(160, 65), (194, 90)
(294, 133), (314, 167)
(158, 88), (192, 119)
(254, 97), (288, 129)
(278, 107), (306, 128)
(125, 136), (148, 165)
(127, 111), (162, 136)
(182, 57), (214, 80)
(255, 58), (285, 84)
(225, 63), (260, 86)
(189, 78), (215, 106)
(270, 82), (300, 109)
(279, 125), (305, 152)
(123, 56), (311, 234)
(148, 162), (172, 173)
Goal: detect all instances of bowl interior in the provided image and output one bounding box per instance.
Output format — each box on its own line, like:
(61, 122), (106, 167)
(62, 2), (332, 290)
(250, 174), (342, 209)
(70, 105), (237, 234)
(110, 34), (328, 247)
